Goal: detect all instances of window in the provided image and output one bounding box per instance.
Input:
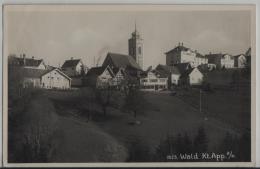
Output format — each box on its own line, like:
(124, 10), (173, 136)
(138, 46), (142, 54)
(150, 79), (158, 82)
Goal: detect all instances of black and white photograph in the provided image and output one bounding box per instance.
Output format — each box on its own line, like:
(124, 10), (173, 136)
(2, 4), (256, 167)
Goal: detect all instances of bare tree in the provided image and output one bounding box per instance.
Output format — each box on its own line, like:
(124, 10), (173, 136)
(94, 86), (115, 117)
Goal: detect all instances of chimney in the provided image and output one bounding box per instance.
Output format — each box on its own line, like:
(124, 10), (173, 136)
(23, 53), (26, 66)
(32, 56), (34, 59)
(178, 42), (181, 46)
(71, 57), (74, 60)
(209, 52), (212, 55)
(181, 42), (183, 46)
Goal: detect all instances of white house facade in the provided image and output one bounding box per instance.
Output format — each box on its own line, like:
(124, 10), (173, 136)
(234, 54), (247, 68)
(188, 67), (204, 85)
(21, 68), (71, 89)
(41, 69), (71, 89)
(61, 58), (85, 77)
(140, 70), (168, 91)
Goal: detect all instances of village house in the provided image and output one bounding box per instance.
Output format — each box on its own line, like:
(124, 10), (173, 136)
(83, 65), (114, 88)
(165, 43), (208, 67)
(234, 54), (247, 68)
(140, 69), (168, 91)
(102, 52), (143, 82)
(61, 58), (87, 87)
(179, 67), (204, 86)
(8, 54), (46, 70)
(18, 67), (71, 89)
(112, 67), (125, 86)
(245, 47), (251, 67)
(206, 53), (234, 69)
(165, 43), (196, 67)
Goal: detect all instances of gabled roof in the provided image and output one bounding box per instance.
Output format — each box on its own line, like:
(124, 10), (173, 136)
(233, 54), (245, 58)
(61, 59), (81, 68)
(19, 68), (71, 80)
(11, 57), (44, 67)
(20, 68), (50, 78)
(151, 69), (168, 78)
(196, 52), (206, 58)
(155, 64), (180, 75)
(86, 66), (114, 77)
(112, 67), (124, 76)
(165, 46), (190, 54)
(103, 52), (141, 70)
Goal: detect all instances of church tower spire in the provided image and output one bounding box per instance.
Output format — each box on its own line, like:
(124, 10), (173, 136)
(128, 21), (143, 69)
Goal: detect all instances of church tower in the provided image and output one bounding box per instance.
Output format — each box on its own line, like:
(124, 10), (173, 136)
(128, 22), (143, 69)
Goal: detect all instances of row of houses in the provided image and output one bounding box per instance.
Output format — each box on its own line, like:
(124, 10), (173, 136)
(8, 45), (250, 91)
(166, 42), (250, 69)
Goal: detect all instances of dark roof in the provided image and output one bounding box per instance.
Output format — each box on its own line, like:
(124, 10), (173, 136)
(19, 68), (51, 78)
(233, 54), (245, 58)
(205, 53), (223, 59)
(174, 63), (191, 74)
(151, 69), (168, 78)
(112, 67), (125, 76)
(196, 52), (206, 58)
(155, 64), (180, 75)
(165, 45), (189, 54)
(104, 52), (141, 70)
(61, 59), (81, 68)
(86, 66), (114, 77)
(12, 57), (44, 67)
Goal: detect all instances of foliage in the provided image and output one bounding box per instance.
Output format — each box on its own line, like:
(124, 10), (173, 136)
(94, 86), (117, 117)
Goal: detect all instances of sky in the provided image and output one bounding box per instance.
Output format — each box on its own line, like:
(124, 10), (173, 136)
(4, 6), (251, 69)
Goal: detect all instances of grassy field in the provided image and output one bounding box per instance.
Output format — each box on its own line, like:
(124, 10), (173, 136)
(176, 87), (251, 132)
(47, 88), (247, 161)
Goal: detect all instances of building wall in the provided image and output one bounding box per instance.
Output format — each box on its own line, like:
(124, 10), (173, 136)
(112, 71), (124, 86)
(140, 72), (168, 91)
(189, 68), (203, 85)
(180, 50), (196, 66)
(63, 62), (83, 77)
(23, 78), (41, 88)
(96, 68), (114, 88)
(234, 55), (246, 68)
(194, 57), (208, 67)
(171, 74), (180, 85)
(221, 54), (234, 68)
(166, 51), (181, 66)
(41, 70), (70, 89)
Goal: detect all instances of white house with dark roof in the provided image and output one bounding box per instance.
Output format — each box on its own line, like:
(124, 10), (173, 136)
(234, 54), (247, 68)
(140, 69), (168, 91)
(83, 65), (114, 88)
(17, 67), (71, 89)
(61, 58), (85, 77)
(165, 43), (207, 67)
(8, 54), (46, 70)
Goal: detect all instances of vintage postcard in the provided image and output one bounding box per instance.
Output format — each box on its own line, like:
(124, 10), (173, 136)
(2, 4), (256, 167)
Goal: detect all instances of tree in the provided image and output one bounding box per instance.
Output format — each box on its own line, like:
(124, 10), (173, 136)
(94, 86), (115, 117)
(123, 87), (145, 119)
